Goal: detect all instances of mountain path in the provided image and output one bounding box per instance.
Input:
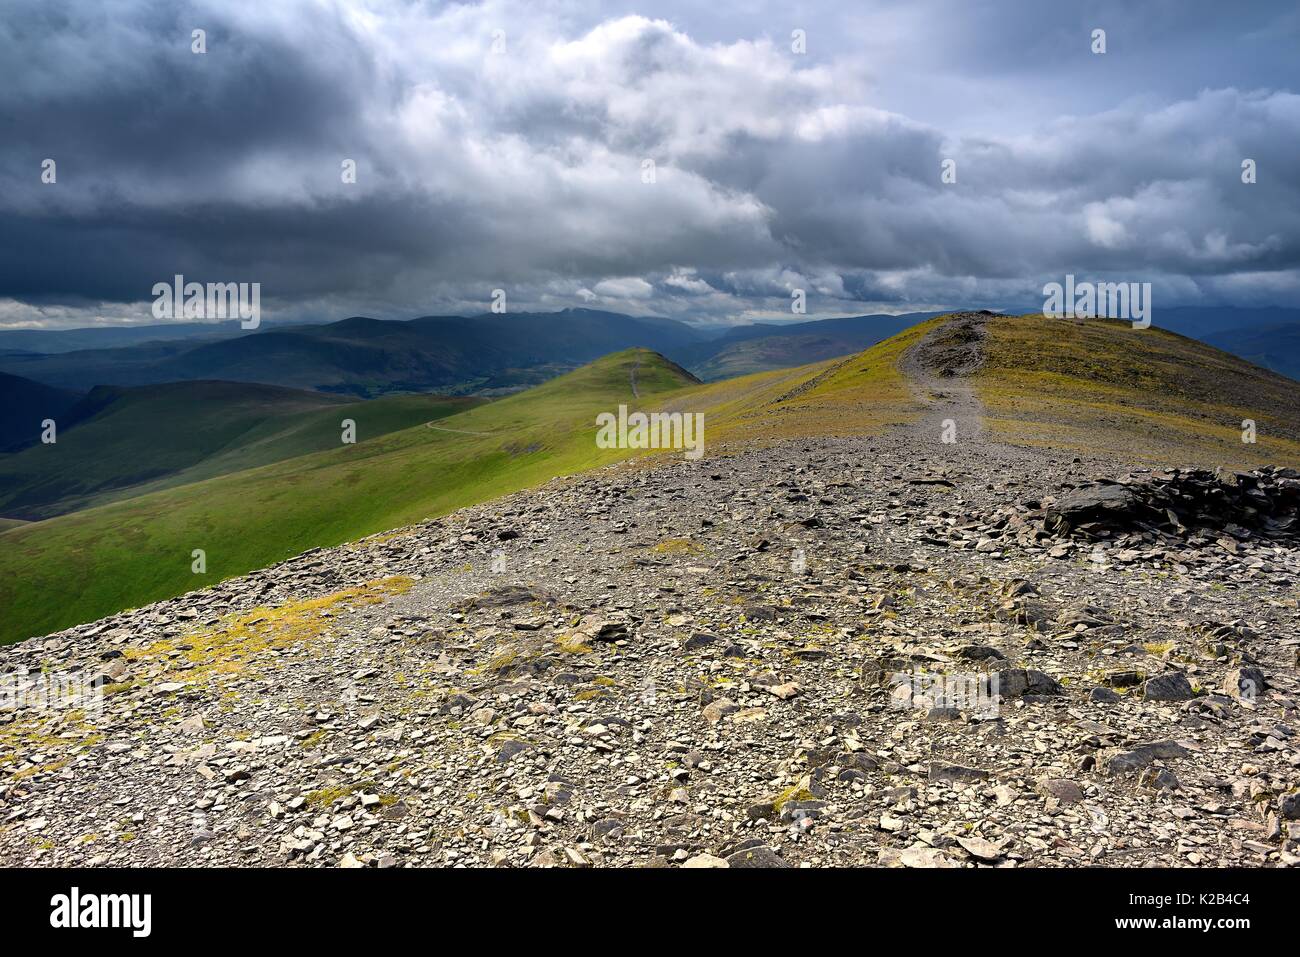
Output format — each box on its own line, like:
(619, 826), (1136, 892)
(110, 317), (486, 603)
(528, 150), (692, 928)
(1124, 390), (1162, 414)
(897, 310), (993, 450)
(424, 422), (493, 436)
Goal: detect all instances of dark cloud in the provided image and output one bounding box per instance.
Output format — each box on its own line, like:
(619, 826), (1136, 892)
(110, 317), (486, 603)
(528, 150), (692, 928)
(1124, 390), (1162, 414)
(1, 0), (1297, 327)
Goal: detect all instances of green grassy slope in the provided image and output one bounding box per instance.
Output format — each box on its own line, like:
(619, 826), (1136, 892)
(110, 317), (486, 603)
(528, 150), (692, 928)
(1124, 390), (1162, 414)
(0, 328), (933, 644)
(0, 381), (342, 517)
(0, 382), (482, 519)
(0, 351), (698, 642)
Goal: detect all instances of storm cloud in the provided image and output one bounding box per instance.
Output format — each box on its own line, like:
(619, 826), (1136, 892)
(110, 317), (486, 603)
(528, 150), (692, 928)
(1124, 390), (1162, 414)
(2, 0), (1298, 327)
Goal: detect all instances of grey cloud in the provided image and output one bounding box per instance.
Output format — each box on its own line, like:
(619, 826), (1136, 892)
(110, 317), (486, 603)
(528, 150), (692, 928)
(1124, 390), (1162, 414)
(1, 0), (1297, 327)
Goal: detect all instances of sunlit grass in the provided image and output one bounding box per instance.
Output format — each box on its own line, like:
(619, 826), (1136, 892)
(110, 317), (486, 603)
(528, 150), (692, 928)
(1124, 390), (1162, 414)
(977, 314), (1300, 467)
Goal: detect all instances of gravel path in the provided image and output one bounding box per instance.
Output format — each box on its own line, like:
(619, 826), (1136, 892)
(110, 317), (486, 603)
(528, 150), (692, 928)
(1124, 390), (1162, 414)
(898, 310), (991, 446)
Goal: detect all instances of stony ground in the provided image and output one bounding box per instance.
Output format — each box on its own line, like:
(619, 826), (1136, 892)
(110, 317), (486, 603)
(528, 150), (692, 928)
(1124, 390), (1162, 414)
(2, 314), (1298, 868)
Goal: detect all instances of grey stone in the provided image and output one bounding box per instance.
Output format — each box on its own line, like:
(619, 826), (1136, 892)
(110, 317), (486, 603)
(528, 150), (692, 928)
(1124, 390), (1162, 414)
(724, 844), (790, 868)
(1102, 740), (1191, 774)
(1225, 666), (1265, 701)
(1142, 672), (1197, 701)
(1037, 778), (1085, 804)
(928, 761), (989, 784)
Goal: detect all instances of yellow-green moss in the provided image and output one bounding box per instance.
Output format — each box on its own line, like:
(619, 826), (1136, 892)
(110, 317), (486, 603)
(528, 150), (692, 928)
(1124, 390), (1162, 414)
(123, 576), (416, 686)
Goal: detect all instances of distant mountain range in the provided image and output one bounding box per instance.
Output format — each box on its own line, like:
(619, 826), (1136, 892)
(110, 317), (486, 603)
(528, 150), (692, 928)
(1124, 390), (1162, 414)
(1145, 306), (1300, 344)
(0, 319), (308, 355)
(0, 310), (703, 398)
(0, 307), (1295, 405)
(1, 308), (934, 396)
(1202, 323), (1300, 381)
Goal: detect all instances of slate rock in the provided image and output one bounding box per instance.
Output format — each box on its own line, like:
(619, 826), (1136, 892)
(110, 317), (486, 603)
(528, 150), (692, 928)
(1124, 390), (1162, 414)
(724, 844), (790, 868)
(1142, 672), (1197, 702)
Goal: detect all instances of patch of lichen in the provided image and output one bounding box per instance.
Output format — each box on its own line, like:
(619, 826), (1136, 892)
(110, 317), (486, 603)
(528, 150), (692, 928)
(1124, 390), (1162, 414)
(10, 758), (70, 780)
(481, 649), (519, 672)
(650, 538), (707, 555)
(300, 729), (328, 750)
(0, 712), (103, 776)
(351, 529), (415, 550)
(124, 576), (415, 684)
(771, 782), (815, 813)
(554, 634), (592, 654)
(304, 779), (379, 807)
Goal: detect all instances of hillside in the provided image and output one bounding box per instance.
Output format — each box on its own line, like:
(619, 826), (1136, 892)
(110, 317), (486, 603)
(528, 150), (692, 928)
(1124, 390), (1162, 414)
(978, 314), (1300, 465)
(0, 381), (482, 519)
(0, 327), (947, 644)
(0, 371), (81, 451)
(0, 350), (699, 642)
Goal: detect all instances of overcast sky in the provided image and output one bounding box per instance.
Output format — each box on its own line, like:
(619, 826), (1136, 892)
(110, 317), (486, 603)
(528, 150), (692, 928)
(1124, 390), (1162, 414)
(2, 0), (1298, 328)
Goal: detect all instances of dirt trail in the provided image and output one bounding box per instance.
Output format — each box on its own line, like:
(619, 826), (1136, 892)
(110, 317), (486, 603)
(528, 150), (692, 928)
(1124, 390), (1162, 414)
(424, 422), (493, 436)
(898, 311), (994, 448)
(629, 356), (641, 399)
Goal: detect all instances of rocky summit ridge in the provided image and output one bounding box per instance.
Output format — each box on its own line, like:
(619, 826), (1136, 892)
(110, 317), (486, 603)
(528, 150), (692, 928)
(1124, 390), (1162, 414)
(2, 313), (1298, 869)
